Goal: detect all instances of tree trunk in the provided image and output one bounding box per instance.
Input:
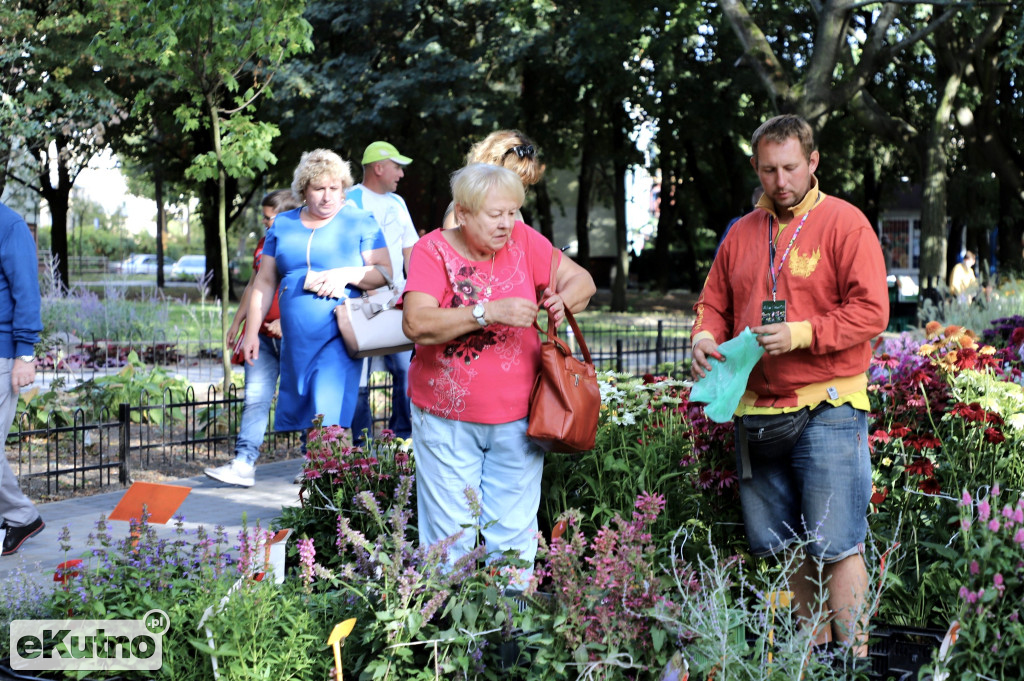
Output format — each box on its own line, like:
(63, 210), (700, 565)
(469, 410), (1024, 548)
(997, 182), (1023, 275)
(610, 108), (629, 312)
(652, 167), (676, 293)
(575, 135), (595, 272)
(532, 179), (555, 244)
(918, 68), (962, 295)
(37, 137), (75, 292)
(207, 95), (232, 393)
(155, 160), (166, 289)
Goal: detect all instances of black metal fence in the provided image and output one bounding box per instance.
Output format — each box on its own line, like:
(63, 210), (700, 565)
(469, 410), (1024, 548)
(570, 319), (691, 374)
(10, 317), (693, 499)
(9, 385), (298, 500)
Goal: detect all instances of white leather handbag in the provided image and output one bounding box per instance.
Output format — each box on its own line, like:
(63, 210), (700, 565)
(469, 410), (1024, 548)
(334, 266), (414, 359)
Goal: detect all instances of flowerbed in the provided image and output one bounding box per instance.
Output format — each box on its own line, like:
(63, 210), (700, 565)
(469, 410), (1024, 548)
(5, 316), (1024, 679)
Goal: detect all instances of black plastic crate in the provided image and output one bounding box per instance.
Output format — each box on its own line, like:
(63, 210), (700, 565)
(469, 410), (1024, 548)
(868, 625), (944, 680)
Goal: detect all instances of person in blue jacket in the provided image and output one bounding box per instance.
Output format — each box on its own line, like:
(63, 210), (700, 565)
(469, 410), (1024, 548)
(0, 202), (45, 556)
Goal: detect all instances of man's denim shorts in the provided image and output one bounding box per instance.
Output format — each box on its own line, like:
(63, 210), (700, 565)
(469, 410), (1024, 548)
(735, 403), (871, 563)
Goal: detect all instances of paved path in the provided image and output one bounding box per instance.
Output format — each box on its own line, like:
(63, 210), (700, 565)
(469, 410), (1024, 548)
(0, 459), (304, 583)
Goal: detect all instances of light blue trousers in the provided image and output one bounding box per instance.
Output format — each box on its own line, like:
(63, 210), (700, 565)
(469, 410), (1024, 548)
(1, 358), (38, 527)
(412, 405), (545, 575)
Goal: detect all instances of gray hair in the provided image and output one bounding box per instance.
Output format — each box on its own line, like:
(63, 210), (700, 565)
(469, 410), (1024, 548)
(450, 163), (525, 215)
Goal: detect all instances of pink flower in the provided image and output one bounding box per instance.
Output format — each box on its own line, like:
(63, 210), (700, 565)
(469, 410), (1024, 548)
(992, 483), (1001, 496)
(994, 573), (1004, 588)
(989, 519), (1001, 532)
(297, 537), (316, 586)
(970, 560), (980, 575)
(979, 500), (991, 522)
(1014, 528), (1024, 545)
(961, 490), (973, 507)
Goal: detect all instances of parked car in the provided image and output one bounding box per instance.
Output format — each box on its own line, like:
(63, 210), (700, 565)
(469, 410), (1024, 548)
(170, 255), (207, 281)
(112, 254), (172, 276)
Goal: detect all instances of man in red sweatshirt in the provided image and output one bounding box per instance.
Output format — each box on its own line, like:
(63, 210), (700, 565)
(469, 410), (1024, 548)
(690, 115), (888, 660)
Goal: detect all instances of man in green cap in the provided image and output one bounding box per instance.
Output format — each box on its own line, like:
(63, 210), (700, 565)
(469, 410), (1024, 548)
(347, 141), (418, 443)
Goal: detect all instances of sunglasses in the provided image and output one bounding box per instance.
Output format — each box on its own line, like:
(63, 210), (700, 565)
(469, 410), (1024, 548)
(503, 144), (536, 159)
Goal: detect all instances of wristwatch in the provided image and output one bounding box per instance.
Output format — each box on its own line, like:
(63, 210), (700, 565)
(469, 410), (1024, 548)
(471, 303), (488, 327)
(17, 355), (34, 363)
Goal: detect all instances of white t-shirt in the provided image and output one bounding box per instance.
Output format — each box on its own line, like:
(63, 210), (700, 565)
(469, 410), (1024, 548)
(346, 184), (418, 288)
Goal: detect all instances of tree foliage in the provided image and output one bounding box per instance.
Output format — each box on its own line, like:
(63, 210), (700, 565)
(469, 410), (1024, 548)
(7, 0), (1024, 312)
(98, 0), (313, 389)
(0, 0), (123, 290)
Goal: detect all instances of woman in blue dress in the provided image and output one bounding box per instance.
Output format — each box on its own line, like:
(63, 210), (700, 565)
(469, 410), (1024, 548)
(242, 149), (390, 434)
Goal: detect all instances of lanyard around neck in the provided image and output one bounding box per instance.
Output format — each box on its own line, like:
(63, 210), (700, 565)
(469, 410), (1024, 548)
(767, 209), (810, 302)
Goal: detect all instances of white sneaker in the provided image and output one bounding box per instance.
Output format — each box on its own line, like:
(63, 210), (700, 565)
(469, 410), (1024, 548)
(204, 459), (256, 487)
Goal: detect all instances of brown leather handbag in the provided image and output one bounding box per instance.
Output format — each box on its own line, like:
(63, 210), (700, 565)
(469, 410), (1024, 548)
(526, 251), (601, 454)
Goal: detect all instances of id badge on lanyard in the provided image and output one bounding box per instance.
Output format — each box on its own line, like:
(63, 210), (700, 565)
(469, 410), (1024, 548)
(764, 211), (810, 324)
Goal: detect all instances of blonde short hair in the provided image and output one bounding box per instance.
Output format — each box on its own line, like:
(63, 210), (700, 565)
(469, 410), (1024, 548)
(291, 149), (354, 200)
(466, 130), (545, 187)
(451, 163), (526, 215)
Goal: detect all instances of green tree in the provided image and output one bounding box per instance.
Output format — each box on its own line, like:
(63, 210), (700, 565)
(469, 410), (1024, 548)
(276, 1), (544, 228)
(0, 0), (122, 290)
(719, 0), (965, 291)
(955, 9), (1024, 276)
(101, 0), (313, 390)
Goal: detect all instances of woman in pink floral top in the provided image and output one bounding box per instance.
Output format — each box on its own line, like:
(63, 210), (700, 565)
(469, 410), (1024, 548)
(403, 164), (595, 583)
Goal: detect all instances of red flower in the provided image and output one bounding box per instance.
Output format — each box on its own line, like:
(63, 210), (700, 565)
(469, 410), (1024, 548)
(955, 347), (979, 371)
(918, 478), (942, 495)
(1011, 327), (1024, 346)
(888, 424), (912, 438)
(984, 427), (1006, 444)
(871, 486), (889, 505)
(869, 429), (891, 445)
(54, 559), (83, 585)
(978, 353), (1002, 370)
(950, 402), (987, 422)
(904, 434), (941, 451)
(906, 457), (935, 477)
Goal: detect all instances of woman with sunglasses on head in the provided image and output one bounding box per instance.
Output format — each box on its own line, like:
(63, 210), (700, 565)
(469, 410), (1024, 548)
(442, 130), (545, 229)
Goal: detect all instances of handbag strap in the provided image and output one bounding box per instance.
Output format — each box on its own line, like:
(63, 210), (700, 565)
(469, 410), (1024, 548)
(373, 264), (397, 291)
(536, 249), (593, 365)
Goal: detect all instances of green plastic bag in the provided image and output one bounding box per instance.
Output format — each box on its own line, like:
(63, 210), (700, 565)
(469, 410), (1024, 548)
(689, 327), (765, 423)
